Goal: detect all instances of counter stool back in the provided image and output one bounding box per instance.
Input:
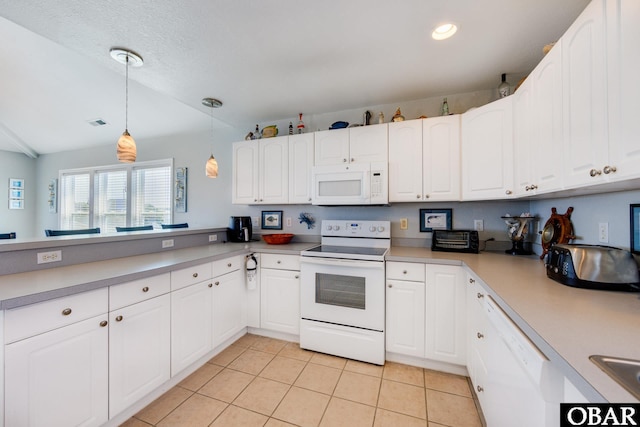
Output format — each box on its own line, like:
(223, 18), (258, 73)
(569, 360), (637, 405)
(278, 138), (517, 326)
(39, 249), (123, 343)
(45, 228), (101, 237)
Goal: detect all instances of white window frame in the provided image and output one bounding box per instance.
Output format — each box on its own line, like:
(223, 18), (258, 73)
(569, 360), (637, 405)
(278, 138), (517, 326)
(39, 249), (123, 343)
(58, 159), (174, 231)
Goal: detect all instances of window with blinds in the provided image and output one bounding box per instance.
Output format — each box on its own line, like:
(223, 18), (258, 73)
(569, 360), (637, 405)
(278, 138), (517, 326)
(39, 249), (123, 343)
(59, 159), (173, 233)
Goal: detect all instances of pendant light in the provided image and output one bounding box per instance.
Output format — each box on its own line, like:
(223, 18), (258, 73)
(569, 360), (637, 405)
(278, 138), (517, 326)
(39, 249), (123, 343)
(110, 48), (144, 163)
(202, 97), (223, 178)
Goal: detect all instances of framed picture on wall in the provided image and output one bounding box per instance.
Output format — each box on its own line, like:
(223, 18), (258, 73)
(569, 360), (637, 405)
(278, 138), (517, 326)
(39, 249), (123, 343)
(262, 211), (283, 230)
(419, 208), (452, 232)
(630, 204), (640, 254)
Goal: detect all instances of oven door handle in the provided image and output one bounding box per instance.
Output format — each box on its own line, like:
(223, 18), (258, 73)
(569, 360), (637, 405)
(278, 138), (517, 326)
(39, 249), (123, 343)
(300, 257), (384, 269)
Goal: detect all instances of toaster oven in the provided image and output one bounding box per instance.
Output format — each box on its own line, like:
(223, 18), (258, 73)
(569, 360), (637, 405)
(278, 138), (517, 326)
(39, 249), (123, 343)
(431, 230), (479, 254)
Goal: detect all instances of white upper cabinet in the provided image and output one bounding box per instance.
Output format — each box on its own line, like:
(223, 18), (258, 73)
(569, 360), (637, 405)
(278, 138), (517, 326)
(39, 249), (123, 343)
(389, 116), (460, 202)
(512, 75), (535, 196)
(606, 0), (640, 182)
(314, 124), (388, 166)
(423, 115), (461, 201)
(289, 133), (315, 204)
(462, 97), (514, 200)
(561, 0), (608, 188)
(388, 120), (423, 202)
(232, 136), (289, 204)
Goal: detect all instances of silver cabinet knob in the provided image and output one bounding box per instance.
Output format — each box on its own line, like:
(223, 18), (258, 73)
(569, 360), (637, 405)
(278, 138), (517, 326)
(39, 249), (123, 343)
(424, 194), (430, 199)
(343, 158), (347, 162)
(62, 308), (72, 316)
(227, 263), (232, 267)
(100, 320), (108, 327)
(505, 190), (512, 195)
(208, 283), (213, 288)
(277, 260), (282, 264)
(603, 165), (617, 174)
(468, 278), (475, 284)
(477, 332), (484, 339)
(388, 284), (393, 288)
(115, 315), (123, 322)
(477, 385), (484, 393)
(416, 194), (421, 199)
(402, 270), (407, 274)
(215, 281), (220, 286)
(590, 168), (602, 177)
(142, 286), (149, 292)
(531, 184), (538, 190)
(350, 158), (354, 162)
(477, 293), (484, 299)
(192, 272), (198, 278)
(295, 275), (300, 279)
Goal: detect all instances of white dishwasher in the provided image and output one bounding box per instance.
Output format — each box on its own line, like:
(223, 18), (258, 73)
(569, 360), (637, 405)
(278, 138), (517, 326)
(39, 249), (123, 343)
(484, 296), (563, 427)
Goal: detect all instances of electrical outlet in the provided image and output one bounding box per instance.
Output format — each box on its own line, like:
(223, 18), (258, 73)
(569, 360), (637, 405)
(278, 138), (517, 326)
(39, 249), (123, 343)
(286, 217), (292, 227)
(252, 217), (259, 227)
(37, 250), (62, 264)
(209, 234), (217, 242)
(474, 220), (484, 231)
(598, 222), (609, 243)
(162, 239), (174, 248)
(400, 218), (408, 230)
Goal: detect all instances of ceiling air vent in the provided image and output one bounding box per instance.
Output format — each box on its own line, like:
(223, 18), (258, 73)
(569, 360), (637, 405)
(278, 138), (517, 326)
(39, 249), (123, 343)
(87, 118), (108, 127)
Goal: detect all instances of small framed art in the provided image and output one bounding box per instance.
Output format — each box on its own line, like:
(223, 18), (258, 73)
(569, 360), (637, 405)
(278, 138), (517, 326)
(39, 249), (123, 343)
(630, 204), (640, 254)
(419, 208), (452, 232)
(262, 210), (283, 230)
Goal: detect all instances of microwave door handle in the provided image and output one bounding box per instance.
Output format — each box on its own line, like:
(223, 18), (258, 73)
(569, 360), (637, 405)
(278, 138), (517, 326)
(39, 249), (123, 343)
(300, 257), (384, 269)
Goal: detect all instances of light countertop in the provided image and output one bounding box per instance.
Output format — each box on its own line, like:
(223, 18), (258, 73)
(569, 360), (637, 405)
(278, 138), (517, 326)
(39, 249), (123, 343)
(0, 242), (637, 403)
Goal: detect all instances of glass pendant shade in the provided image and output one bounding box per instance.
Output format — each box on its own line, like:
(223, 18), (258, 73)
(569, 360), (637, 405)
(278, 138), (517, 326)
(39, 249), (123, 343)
(206, 154), (218, 178)
(117, 130), (137, 163)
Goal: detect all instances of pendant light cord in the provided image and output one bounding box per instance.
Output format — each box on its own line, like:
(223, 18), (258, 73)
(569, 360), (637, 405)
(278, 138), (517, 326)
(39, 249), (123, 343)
(125, 54), (129, 132)
(210, 104), (214, 155)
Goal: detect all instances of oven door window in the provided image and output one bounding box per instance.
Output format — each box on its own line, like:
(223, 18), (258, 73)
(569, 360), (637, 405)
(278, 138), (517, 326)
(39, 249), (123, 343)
(315, 272), (365, 310)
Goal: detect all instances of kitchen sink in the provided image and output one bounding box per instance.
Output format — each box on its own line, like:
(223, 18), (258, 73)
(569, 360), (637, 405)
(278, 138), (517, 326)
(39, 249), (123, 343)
(590, 355), (640, 400)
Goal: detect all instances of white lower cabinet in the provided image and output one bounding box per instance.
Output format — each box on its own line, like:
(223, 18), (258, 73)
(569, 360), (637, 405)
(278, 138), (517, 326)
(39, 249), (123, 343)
(425, 264), (466, 365)
(171, 280), (214, 375)
(109, 293), (171, 417)
(386, 262), (465, 366)
(5, 315), (109, 427)
(213, 268), (247, 347)
(260, 254), (300, 335)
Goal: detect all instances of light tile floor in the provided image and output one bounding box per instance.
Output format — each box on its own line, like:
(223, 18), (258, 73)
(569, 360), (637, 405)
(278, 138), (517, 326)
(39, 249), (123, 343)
(120, 334), (483, 427)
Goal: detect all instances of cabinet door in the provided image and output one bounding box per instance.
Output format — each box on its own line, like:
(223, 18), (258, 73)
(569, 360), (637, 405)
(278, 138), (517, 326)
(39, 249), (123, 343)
(314, 128), (349, 165)
(607, 0), (640, 181)
(213, 269), (247, 347)
(260, 268), (300, 335)
(423, 115), (461, 201)
(171, 281), (213, 375)
(512, 76), (535, 196)
(289, 133), (315, 204)
(232, 141), (259, 204)
(425, 264), (466, 365)
(461, 97), (514, 200)
(385, 279), (425, 357)
(562, 0), (608, 188)
(532, 41), (564, 194)
(5, 315), (108, 427)
(349, 123), (388, 163)
(259, 136), (289, 204)
(388, 120), (423, 202)
(109, 294), (171, 417)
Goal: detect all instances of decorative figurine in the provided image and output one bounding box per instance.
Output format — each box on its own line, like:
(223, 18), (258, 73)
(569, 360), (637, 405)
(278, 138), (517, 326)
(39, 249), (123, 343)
(391, 108), (405, 122)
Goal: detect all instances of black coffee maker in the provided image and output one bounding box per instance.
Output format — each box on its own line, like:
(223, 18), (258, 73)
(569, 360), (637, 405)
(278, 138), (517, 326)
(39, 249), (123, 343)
(227, 216), (253, 242)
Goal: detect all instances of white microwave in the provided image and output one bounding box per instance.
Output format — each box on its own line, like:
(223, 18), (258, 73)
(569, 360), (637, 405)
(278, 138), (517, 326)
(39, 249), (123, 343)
(311, 162), (388, 205)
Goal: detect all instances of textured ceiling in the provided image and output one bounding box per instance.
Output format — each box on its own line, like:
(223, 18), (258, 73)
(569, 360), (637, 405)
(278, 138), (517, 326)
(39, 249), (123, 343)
(0, 0), (590, 156)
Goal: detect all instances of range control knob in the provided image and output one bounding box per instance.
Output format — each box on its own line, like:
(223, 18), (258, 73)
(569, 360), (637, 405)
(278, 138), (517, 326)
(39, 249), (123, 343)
(377, 226), (385, 232)
(369, 226), (376, 232)
(334, 225), (340, 231)
(326, 225), (333, 231)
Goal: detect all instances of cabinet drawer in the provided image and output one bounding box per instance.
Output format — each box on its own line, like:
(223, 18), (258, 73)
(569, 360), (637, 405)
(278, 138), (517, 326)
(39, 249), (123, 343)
(110, 273), (170, 311)
(5, 287), (108, 344)
(171, 262), (213, 291)
(386, 262), (425, 281)
(260, 253), (300, 270)
(213, 255), (245, 276)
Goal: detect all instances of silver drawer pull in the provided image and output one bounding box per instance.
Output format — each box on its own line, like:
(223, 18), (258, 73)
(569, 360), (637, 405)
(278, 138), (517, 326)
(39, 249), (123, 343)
(603, 165), (617, 174)
(192, 272), (198, 278)
(590, 168), (602, 177)
(227, 263), (232, 267)
(115, 315), (123, 322)
(62, 308), (72, 316)
(142, 286), (149, 292)
(100, 320), (108, 327)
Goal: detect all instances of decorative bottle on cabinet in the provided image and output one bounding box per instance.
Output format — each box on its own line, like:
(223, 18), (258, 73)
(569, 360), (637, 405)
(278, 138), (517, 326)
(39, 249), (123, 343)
(441, 98), (449, 116)
(297, 113), (305, 134)
(289, 122), (293, 135)
(498, 73), (510, 98)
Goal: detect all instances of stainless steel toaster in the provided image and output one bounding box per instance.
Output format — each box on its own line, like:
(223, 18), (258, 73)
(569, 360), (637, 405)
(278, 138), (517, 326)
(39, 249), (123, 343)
(546, 244), (640, 292)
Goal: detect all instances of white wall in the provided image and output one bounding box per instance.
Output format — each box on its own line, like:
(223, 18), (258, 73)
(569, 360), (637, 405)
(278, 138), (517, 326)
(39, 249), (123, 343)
(0, 150), (36, 238)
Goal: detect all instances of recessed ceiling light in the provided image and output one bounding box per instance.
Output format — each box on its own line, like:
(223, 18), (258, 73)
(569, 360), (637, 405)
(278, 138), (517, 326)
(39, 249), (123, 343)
(432, 23), (458, 40)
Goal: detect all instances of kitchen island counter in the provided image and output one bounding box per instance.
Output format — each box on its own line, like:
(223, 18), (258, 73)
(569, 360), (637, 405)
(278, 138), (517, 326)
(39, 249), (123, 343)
(387, 246), (640, 404)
